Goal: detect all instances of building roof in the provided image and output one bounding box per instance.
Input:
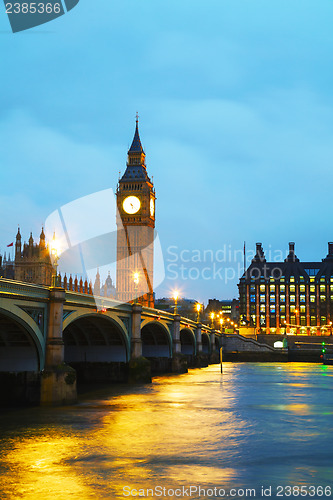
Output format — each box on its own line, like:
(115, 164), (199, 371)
(128, 118), (144, 154)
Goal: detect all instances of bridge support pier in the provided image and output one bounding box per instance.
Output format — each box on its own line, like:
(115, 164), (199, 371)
(194, 323), (208, 367)
(128, 304), (151, 383)
(209, 332), (220, 364)
(40, 288), (77, 406)
(172, 314), (187, 373)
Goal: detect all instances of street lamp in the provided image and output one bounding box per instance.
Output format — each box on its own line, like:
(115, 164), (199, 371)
(173, 290), (179, 315)
(133, 272), (139, 304)
(196, 303), (201, 322)
(219, 317), (224, 332)
(210, 312), (215, 328)
(51, 233), (59, 287)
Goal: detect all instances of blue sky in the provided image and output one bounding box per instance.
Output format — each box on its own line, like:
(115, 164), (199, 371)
(1, 0), (333, 303)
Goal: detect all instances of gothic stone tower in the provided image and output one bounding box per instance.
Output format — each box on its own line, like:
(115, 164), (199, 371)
(116, 118), (155, 307)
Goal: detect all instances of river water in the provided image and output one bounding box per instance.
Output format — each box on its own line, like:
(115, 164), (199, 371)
(0, 363), (333, 500)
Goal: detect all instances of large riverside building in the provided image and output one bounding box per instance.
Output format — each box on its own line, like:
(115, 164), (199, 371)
(239, 242), (333, 335)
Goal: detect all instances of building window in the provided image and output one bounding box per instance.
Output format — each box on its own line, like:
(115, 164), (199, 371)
(300, 276), (304, 282)
(310, 285), (315, 293)
(300, 305), (306, 313)
(270, 305), (275, 313)
(320, 277), (326, 282)
(290, 285), (295, 292)
(310, 316), (316, 326)
(280, 295), (286, 303)
(320, 295), (326, 302)
(310, 295), (316, 303)
(290, 276), (295, 282)
(300, 295), (305, 303)
(250, 285), (255, 292)
(270, 285), (275, 292)
(290, 295), (295, 303)
(250, 295), (255, 303)
(300, 285), (305, 292)
(280, 285), (285, 292)
(270, 295), (275, 303)
(290, 305), (296, 313)
(300, 316), (306, 326)
(260, 295), (265, 303)
(260, 304), (265, 313)
(321, 316), (327, 324)
(280, 305), (286, 313)
(260, 285), (265, 292)
(320, 285), (326, 293)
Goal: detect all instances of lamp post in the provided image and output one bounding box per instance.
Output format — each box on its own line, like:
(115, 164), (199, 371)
(133, 272), (139, 304)
(196, 303), (201, 323)
(51, 233), (59, 287)
(210, 312), (215, 328)
(220, 318), (223, 333)
(173, 291), (179, 315)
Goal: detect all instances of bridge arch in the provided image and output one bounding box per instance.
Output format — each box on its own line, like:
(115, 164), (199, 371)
(63, 311), (130, 363)
(0, 308), (43, 372)
(180, 327), (196, 355)
(201, 332), (211, 354)
(141, 320), (172, 358)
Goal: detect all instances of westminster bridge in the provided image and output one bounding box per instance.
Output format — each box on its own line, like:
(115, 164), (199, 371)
(0, 278), (222, 405)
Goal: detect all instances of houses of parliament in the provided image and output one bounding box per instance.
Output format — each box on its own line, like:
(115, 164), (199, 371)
(0, 119), (155, 307)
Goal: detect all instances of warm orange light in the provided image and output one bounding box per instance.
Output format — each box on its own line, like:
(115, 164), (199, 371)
(173, 290), (179, 301)
(210, 312), (215, 320)
(196, 303), (201, 312)
(133, 272), (139, 284)
(219, 318), (223, 325)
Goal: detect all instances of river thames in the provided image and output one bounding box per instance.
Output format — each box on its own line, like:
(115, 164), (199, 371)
(0, 363), (333, 499)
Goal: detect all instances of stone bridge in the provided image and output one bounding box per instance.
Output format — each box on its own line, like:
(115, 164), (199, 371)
(0, 279), (222, 405)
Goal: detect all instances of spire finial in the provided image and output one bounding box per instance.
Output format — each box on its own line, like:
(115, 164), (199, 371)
(136, 111), (139, 124)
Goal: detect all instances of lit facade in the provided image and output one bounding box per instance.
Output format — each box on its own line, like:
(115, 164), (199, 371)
(239, 242), (333, 335)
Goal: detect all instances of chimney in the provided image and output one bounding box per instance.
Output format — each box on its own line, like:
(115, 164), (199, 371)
(289, 242), (295, 254)
(329, 242), (333, 255)
(256, 243), (262, 254)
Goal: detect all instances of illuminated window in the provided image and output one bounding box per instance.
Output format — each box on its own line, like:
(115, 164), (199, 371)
(310, 285), (315, 293)
(331, 295), (333, 301)
(290, 295), (295, 303)
(280, 277), (285, 282)
(330, 285), (333, 292)
(270, 285), (275, 292)
(250, 295), (255, 303)
(290, 276), (295, 282)
(290, 305), (296, 313)
(300, 316), (306, 326)
(320, 295), (326, 302)
(310, 316), (316, 326)
(280, 295), (285, 303)
(300, 295), (305, 303)
(280, 305), (285, 313)
(321, 316), (326, 324)
(290, 285), (295, 292)
(260, 304), (265, 313)
(320, 277), (326, 282)
(270, 305), (275, 313)
(320, 285), (326, 293)
(300, 285), (305, 292)
(270, 295), (275, 302)
(300, 305), (306, 313)
(310, 277), (315, 282)
(280, 285), (285, 292)
(260, 285), (265, 292)
(310, 295), (316, 303)
(300, 276), (304, 282)
(260, 295), (265, 302)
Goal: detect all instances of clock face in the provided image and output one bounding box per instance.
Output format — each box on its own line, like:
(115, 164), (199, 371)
(123, 196), (141, 214)
(150, 198), (155, 217)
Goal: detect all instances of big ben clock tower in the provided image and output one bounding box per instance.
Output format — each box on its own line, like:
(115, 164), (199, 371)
(116, 117), (156, 308)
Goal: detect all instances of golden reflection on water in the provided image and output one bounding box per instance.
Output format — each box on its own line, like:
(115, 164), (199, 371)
(1, 364), (333, 499)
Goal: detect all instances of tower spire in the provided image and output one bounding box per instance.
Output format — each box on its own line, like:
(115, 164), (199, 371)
(128, 115), (144, 154)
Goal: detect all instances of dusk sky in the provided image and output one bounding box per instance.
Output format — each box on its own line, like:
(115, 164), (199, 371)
(1, 0), (333, 303)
